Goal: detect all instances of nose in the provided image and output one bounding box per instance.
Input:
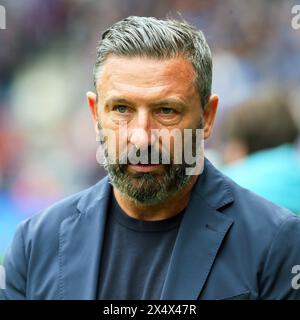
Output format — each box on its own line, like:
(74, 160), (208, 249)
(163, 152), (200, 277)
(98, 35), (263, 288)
(128, 109), (152, 150)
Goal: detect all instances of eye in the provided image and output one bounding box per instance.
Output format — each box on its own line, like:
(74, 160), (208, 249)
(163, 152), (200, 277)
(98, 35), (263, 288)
(159, 107), (176, 115)
(113, 105), (129, 113)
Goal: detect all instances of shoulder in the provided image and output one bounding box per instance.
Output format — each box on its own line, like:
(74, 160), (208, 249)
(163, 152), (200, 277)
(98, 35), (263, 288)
(224, 172), (298, 224)
(200, 159), (298, 231)
(18, 176), (110, 245)
(220, 172), (300, 251)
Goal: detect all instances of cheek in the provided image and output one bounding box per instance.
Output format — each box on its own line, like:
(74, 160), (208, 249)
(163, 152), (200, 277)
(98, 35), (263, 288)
(108, 125), (130, 158)
(117, 127), (129, 155)
(155, 131), (184, 163)
(99, 111), (128, 151)
(101, 116), (121, 130)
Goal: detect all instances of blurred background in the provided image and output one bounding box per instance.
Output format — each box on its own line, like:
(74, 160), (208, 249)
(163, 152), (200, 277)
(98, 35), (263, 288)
(0, 0), (300, 262)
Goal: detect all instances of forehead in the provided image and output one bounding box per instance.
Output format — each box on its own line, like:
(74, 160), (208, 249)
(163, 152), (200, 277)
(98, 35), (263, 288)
(96, 55), (198, 103)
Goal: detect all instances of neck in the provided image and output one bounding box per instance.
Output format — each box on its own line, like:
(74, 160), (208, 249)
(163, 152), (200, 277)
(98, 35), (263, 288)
(113, 175), (199, 221)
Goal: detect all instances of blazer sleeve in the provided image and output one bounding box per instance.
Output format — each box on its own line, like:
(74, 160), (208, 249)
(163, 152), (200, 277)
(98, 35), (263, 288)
(0, 222), (27, 300)
(259, 215), (300, 299)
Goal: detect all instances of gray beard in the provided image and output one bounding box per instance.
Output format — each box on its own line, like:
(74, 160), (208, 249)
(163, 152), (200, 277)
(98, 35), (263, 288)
(99, 120), (203, 205)
(104, 160), (192, 205)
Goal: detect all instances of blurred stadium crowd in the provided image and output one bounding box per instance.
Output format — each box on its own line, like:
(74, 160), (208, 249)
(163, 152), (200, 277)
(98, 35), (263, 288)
(0, 0), (300, 260)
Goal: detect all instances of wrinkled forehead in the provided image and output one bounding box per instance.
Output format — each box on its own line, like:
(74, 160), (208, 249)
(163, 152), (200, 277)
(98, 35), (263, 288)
(96, 55), (198, 103)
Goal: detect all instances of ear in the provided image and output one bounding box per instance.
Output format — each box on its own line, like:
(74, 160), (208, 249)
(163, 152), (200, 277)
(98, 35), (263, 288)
(86, 91), (99, 134)
(203, 94), (219, 140)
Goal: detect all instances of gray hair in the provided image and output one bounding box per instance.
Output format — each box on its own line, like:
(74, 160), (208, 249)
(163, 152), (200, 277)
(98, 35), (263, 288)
(93, 16), (212, 108)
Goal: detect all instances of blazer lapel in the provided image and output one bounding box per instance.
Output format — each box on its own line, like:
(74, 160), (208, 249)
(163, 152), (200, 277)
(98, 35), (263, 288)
(58, 177), (111, 300)
(160, 159), (234, 300)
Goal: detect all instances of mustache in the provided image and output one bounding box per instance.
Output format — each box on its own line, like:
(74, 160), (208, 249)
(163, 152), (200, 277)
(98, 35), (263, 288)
(104, 146), (173, 166)
(117, 145), (172, 165)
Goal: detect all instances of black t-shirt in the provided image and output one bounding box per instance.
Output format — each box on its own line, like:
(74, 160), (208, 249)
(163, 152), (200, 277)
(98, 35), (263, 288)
(97, 193), (185, 300)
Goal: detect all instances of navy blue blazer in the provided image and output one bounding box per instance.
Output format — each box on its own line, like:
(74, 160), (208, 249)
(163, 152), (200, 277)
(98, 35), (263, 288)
(1, 159), (300, 300)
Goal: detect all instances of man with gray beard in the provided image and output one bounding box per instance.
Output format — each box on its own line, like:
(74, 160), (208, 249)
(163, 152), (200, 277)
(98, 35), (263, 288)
(1, 16), (300, 300)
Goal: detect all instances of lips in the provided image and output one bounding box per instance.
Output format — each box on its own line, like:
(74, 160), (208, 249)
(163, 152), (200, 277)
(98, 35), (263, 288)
(128, 163), (162, 173)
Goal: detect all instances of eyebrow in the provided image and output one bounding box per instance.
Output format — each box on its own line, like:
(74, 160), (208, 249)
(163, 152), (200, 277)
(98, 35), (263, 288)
(104, 96), (187, 109)
(105, 97), (134, 106)
(151, 99), (187, 109)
